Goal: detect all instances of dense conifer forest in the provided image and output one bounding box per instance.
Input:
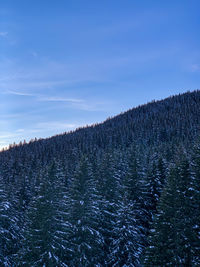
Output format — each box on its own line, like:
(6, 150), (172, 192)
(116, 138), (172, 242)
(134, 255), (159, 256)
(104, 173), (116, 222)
(0, 90), (200, 266)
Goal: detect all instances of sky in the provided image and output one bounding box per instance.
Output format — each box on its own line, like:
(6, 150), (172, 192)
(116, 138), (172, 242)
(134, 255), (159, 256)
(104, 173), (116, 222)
(0, 0), (200, 149)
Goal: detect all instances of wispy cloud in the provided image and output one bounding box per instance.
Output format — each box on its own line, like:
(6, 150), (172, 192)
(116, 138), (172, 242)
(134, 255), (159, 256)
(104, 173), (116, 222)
(1, 80), (72, 91)
(5, 90), (35, 96)
(0, 57), (124, 92)
(0, 133), (19, 139)
(0, 31), (8, 37)
(3, 89), (83, 103)
(69, 101), (111, 112)
(190, 64), (200, 72)
(35, 122), (77, 131)
(15, 128), (25, 133)
(3, 89), (110, 111)
(39, 96), (84, 103)
(0, 113), (21, 119)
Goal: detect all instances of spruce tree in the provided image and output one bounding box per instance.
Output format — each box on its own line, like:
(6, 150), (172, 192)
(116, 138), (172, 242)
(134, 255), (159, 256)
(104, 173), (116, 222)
(96, 152), (120, 265)
(108, 154), (144, 266)
(144, 156), (200, 266)
(146, 156), (165, 215)
(18, 163), (69, 266)
(66, 156), (104, 266)
(0, 177), (20, 266)
(190, 140), (200, 265)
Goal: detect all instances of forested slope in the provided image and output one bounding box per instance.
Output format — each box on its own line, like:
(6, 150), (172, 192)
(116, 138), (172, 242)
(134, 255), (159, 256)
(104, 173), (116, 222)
(0, 90), (199, 266)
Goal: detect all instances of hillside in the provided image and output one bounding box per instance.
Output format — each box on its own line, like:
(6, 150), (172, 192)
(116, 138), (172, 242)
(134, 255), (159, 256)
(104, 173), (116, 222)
(0, 90), (200, 266)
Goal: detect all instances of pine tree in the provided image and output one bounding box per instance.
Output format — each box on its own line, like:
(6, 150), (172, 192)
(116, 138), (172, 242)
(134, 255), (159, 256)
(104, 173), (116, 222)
(146, 156), (166, 215)
(0, 177), (20, 266)
(108, 160), (142, 266)
(66, 156), (104, 266)
(96, 152), (120, 265)
(190, 140), (200, 265)
(18, 162), (69, 266)
(144, 156), (200, 266)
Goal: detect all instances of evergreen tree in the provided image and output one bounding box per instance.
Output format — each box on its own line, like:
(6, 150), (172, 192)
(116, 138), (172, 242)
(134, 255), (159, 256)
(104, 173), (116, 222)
(145, 155), (166, 218)
(108, 152), (145, 266)
(18, 163), (69, 266)
(190, 140), (200, 265)
(144, 156), (200, 266)
(96, 152), (120, 265)
(66, 156), (104, 266)
(0, 177), (20, 266)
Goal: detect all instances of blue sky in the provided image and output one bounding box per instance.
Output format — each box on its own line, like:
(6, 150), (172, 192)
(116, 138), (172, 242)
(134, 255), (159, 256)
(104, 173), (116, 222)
(0, 0), (200, 149)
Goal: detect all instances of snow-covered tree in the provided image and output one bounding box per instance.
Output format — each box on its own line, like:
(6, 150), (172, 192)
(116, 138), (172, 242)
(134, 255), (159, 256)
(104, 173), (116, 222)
(145, 156), (200, 266)
(95, 152), (121, 265)
(18, 162), (69, 266)
(0, 177), (20, 266)
(146, 157), (166, 215)
(108, 151), (147, 266)
(66, 156), (104, 266)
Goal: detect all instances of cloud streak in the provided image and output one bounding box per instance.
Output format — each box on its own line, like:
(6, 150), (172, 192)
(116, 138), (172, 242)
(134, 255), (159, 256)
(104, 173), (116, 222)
(35, 122), (77, 131)
(5, 90), (35, 96)
(3, 89), (109, 111)
(0, 31), (8, 37)
(190, 64), (200, 72)
(3, 90), (84, 104)
(38, 96), (84, 103)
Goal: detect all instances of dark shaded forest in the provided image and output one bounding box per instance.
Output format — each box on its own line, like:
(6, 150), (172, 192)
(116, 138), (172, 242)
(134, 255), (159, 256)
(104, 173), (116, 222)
(0, 90), (200, 266)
